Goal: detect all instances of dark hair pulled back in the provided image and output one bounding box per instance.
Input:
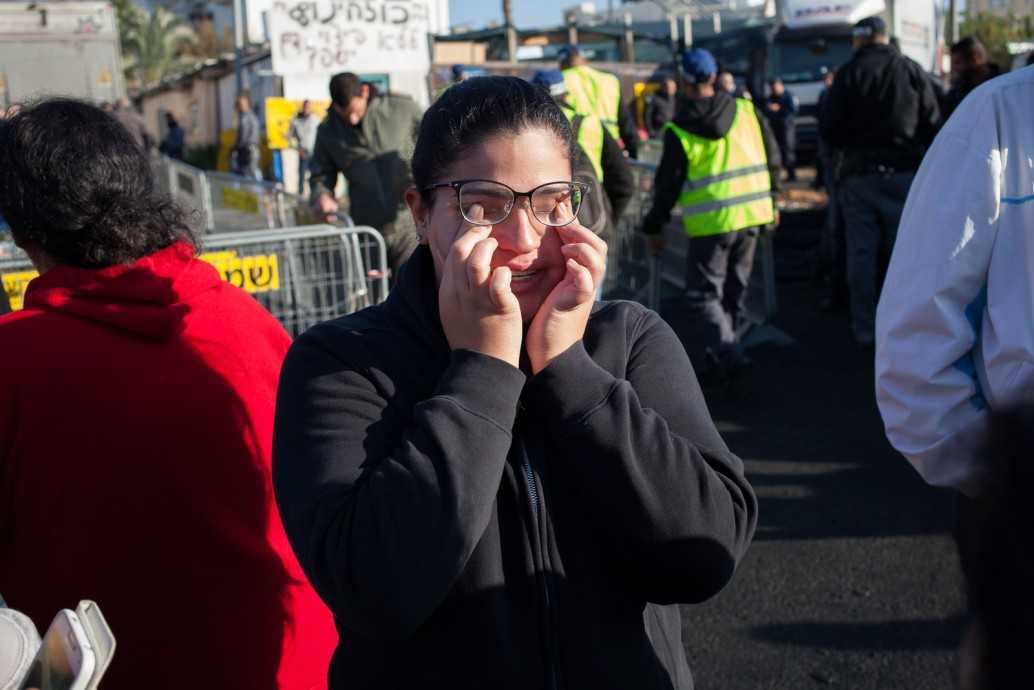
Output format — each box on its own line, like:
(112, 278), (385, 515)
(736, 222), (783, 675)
(0, 99), (195, 268)
(411, 76), (577, 203)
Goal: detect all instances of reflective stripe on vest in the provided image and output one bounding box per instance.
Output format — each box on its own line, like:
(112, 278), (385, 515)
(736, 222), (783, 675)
(562, 104), (605, 182)
(664, 99), (775, 238)
(563, 66), (622, 142)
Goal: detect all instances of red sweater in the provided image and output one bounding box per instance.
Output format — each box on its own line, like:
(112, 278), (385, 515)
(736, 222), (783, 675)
(0, 243), (336, 690)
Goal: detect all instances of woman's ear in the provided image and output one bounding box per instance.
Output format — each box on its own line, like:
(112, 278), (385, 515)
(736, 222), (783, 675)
(404, 187), (429, 244)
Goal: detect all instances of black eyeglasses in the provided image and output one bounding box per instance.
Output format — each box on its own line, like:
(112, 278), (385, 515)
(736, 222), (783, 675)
(423, 179), (589, 227)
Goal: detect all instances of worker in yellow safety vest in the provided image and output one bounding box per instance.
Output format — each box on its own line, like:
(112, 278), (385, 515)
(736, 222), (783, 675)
(529, 68), (634, 244)
(640, 47), (782, 384)
(559, 45), (639, 160)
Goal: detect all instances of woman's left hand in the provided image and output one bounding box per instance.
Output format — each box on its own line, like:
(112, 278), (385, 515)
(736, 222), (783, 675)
(526, 222), (607, 374)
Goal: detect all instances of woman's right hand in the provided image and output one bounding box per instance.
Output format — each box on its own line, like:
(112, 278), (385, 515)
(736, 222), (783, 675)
(438, 206), (523, 368)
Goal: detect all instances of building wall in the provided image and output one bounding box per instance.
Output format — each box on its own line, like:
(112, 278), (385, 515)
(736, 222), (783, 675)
(139, 76), (220, 149)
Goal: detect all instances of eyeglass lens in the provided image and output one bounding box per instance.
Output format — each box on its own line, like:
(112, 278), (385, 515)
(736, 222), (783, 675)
(458, 181), (583, 227)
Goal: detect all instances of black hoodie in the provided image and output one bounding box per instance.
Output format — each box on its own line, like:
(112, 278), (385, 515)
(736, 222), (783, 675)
(272, 244), (758, 689)
(641, 91), (781, 236)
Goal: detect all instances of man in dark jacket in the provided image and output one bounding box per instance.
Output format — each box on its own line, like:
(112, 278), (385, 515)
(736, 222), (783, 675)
(640, 48), (781, 382)
(763, 78), (798, 181)
(821, 15), (940, 348)
(943, 37), (1001, 123)
(645, 75), (679, 138)
(310, 72), (423, 276)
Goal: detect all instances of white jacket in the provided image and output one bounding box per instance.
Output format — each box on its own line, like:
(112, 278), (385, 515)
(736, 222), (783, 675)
(876, 66), (1034, 496)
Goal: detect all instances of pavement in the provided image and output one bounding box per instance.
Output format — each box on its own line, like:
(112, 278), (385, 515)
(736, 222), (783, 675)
(659, 233), (965, 689)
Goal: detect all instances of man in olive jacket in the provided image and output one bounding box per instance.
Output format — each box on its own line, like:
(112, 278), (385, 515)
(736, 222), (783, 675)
(310, 72), (424, 275)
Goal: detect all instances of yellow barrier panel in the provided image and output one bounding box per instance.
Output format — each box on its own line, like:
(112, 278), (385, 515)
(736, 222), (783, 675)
(221, 187), (261, 214)
(1, 251), (282, 312)
(264, 98), (331, 150)
(199, 251), (281, 294)
(1, 270), (37, 311)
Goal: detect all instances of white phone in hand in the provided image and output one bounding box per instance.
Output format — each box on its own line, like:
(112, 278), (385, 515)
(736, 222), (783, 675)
(17, 609), (95, 690)
(73, 602), (114, 690)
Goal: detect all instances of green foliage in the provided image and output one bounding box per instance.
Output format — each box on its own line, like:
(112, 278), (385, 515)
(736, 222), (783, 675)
(958, 11), (1033, 69)
(119, 5), (199, 87)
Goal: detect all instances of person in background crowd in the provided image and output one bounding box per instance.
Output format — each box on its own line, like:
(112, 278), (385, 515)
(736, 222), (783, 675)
(645, 75), (679, 139)
(815, 68), (848, 313)
(943, 37), (1000, 123)
(821, 15), (939, 349)
(99, 101), (113, 113)
(640, 48), (781, 384)
(310, 72), (423, 276)
(954, 405), (1034, 690)
(158, 112), (185, 161)
(560, 44), (639, 159)
(287, 99), (319, 196)
(762, 78), (798, 182)
(717, 71), (751, 100)
(232, 93), (262, 180)
(113, 97), (154, 153)
(436, 64), (468, 99)
(0, 99), (337, 690)
(531, 69), (633, 222)
(272, 75), (757, 690)
(876, 65), (1032, 496)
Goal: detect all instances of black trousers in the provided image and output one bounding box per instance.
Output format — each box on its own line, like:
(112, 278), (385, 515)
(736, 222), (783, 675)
(683, 228), (759, 368)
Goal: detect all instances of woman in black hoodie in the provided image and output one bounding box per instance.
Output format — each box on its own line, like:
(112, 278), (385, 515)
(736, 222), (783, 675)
(272, 76), (758, 690)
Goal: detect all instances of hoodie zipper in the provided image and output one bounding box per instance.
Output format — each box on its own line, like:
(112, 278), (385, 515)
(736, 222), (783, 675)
(517, 404), (561, 690)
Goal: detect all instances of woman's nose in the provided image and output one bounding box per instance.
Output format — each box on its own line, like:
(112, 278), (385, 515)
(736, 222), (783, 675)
(493, 201), (542, 255)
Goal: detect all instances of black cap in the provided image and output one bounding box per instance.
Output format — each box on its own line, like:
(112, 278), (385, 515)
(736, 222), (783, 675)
(852, 16), (887, 38)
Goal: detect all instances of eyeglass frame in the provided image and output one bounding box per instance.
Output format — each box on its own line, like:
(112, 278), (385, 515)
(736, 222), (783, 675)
(421, 178), (591, 228)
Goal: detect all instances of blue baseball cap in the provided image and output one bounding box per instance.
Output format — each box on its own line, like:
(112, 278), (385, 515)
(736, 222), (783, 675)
(558, 44), (580, 59)
(451, 64), (466, 79)
(681, 48), (718, 82)
(531, 69), (567, 97)
(852, 16), (887, 38)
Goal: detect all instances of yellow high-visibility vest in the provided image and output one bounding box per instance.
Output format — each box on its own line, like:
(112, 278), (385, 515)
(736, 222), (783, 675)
(664, 99), (774, 238)
(562, 65), (622, 142)
(561, 103), (605, 182)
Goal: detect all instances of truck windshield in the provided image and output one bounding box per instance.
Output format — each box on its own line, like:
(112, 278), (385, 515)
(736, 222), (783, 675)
(771, 37), (853, 83)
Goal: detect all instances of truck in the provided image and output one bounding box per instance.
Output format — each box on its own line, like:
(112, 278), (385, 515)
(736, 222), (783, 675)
(690, 0), (942, 158)
(0, 1), (126, 107)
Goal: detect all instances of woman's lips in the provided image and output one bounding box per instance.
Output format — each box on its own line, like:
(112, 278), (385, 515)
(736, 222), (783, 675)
(508, 269), (540, 294)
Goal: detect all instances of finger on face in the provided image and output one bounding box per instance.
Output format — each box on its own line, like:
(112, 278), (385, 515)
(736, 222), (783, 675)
(467, 237), (498, 288)
(488, 266), (515, 311)
(557, 222), (607, 256)
(560, 242), (605, 284)
(443, 205), (492, 283)
(565, 258), (596, 301)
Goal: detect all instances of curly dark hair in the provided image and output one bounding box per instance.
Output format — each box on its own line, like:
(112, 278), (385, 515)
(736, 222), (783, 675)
(0, 98), (196, 268)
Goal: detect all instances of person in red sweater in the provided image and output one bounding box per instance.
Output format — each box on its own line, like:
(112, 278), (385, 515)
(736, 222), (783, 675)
(0, 99), (336, 689)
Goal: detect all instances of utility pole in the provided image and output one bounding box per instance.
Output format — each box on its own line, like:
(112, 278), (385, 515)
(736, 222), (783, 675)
(233, 0), (244, 94)
(947, 0), (958, 45)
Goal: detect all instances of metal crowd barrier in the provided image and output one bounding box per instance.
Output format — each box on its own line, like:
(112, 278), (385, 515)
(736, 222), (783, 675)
(151, 156), (326, 235)
(201, 224), (388, 337)
(0, 225), (389, 338)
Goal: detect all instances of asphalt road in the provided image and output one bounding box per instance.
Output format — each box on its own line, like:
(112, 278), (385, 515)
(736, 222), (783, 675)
(660, 271), (965, 689)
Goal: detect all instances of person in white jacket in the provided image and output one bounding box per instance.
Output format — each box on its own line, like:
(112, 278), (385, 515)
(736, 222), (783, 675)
(875, 65), (1034, 497)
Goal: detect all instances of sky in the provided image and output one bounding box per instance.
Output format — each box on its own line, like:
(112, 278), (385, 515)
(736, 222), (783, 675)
(449, 0), (607, 30)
